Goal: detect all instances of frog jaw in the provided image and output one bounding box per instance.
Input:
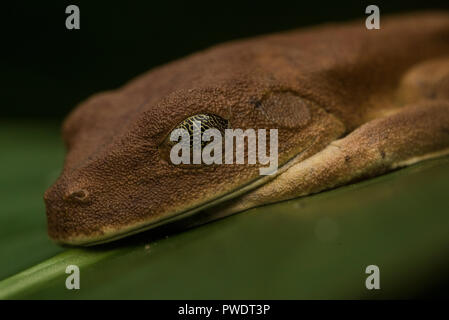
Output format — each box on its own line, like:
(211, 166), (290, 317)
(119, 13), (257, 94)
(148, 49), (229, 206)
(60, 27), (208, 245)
(47, 138), (319, 246)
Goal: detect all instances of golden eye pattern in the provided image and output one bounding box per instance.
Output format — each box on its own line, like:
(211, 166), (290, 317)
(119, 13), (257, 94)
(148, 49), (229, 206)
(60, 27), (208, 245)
(159, 113), (229, 163)
(175, 114), (229, 148)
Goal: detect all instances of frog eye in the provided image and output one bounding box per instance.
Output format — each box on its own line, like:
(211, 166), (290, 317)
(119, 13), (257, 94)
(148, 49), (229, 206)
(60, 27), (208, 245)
(159, 114), (229, 164)
(174, 114), (229, 140)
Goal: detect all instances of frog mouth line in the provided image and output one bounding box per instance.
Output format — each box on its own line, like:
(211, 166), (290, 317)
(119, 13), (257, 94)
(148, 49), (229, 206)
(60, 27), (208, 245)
(60, 138), (318, 246)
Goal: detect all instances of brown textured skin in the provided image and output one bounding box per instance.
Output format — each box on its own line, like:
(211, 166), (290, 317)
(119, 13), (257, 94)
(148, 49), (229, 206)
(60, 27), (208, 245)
(44, 12), (449, 245)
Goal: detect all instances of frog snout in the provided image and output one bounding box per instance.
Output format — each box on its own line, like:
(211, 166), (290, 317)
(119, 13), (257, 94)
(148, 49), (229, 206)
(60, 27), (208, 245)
(44, 179), (103, 244)
(44, 180), (91, 207)
(43, 179), (95, 227)
(63, 188), (90, 203)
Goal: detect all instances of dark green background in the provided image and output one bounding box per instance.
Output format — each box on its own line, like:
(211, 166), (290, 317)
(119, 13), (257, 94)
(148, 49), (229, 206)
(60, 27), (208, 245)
(2, 0), (448, 119)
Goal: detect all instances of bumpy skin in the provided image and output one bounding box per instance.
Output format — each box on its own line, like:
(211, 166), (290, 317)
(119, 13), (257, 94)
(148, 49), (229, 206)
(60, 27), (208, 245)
(44, 12), (449, 245)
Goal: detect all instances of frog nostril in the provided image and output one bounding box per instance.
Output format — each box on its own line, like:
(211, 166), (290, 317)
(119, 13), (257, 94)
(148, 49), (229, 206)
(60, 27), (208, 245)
(64, 189), (90, 203)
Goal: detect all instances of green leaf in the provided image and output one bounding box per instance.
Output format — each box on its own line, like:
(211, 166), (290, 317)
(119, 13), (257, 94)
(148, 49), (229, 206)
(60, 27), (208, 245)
(1, 120), (449, 299)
